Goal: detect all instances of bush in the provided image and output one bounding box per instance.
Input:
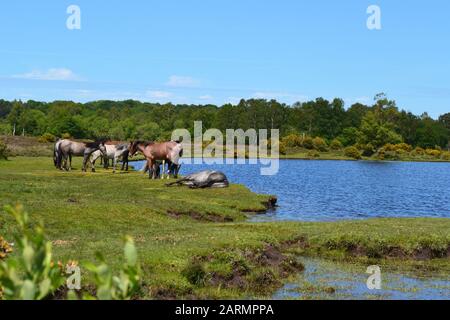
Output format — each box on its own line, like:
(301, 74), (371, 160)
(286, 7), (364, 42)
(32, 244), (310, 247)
(329, 139), (343, 150)
(394, 143), (413, 152)
(413, 147), (424, 155)
(0, 141), (8, 160)
(84, 236), (141, 300)
(0, 205), (65, 300)
(61, 133), (72, 139)
(383, 143), (396, 152)
(278, 141), (287, 155)
(182, 262), (207, 286)
(0, 204), (142, 300)
(312, 137), (328, 152)
(307, 150), (320, 158)
(344, 146), (362, 160)
(38, 133), (56, 143)
(441, 151), (450, 161)
(361, 143), (376, 157)
(281, 134), (303, 148)
(425, 148), (441, 158)
(302, 136), (314, 150)
(0, 237), (12, 261)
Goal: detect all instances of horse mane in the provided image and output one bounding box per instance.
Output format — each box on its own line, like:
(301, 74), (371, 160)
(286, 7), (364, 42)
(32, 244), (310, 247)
(86, 139), (106, 148)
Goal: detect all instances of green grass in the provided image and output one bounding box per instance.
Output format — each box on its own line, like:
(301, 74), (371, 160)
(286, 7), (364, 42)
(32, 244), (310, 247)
(0, 157), (449, 299)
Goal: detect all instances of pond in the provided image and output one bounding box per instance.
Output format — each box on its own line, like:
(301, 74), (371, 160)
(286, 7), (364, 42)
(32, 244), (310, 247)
(131, 158), (450, 300)
(274, 257), (450, 300)
(132, 159), (450, 222)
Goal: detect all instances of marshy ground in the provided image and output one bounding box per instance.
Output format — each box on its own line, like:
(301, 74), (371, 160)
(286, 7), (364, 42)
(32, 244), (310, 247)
(0, 156), (449, 299)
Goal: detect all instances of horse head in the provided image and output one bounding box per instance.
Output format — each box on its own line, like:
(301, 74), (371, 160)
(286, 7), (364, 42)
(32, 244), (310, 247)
(129, 141), (139, 157)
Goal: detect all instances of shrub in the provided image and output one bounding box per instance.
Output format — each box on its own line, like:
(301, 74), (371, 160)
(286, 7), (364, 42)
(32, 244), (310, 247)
(413, 147), (424, 155)
(182, 262), (207, 286)
(61, 133), (72, 139)
(0, 205), (65, 300)
(307, 150), (320, 158)
(38, 133), (56, 143)
(425, 148), (441, 158)
(84, 236), (141, 300)
(281, 134), (303, 148)
(302, 136), (314, 150)
(0, 237), (12, 261)
(361, 143), (376, 157)
(0, 141), (8, 160)
(312, 137), (328, 152)
(278, 141), (287, 155)
(0, 205), (142, 300)
(329, 139), (343, 150)
(394, 143), (413, 152)
(344, 146), (362, 160)
(383, 143), (396, 152)
(441, 151), (450, 161)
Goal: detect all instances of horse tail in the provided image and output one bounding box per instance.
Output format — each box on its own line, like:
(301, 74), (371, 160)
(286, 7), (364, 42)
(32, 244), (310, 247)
(54, 140), (62, 168)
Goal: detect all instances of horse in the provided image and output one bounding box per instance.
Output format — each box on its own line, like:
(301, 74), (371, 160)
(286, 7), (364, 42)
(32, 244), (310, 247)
(166, 170), (229, 189)
(58, 139), (106, 172)
(53, 139), (63, 169)
(129, 140), (183, 179)
(90, 143), (130, 173)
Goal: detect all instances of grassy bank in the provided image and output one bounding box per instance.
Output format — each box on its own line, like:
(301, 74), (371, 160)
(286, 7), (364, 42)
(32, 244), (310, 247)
(0, 157), (449, 299)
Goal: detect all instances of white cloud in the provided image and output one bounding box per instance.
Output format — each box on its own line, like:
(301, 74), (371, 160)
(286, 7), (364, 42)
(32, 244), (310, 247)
(147, 90), (173, 98)
(13, 68), (81, 81)
(166, 75), (200, 88)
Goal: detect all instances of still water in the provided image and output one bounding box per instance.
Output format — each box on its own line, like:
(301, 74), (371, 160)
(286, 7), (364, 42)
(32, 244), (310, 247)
(133, 159), (450, 222)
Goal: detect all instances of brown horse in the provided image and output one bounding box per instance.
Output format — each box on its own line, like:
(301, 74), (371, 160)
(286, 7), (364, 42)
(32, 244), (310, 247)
(129, 140), (183, 179)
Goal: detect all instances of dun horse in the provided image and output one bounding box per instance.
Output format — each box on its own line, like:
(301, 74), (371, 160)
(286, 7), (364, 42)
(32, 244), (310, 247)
(129, 140), (183, 179)
(57, 139), (106, 172)
(90, 143), (130, 173)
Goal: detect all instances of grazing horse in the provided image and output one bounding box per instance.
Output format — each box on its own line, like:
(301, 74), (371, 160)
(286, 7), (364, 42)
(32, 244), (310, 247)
(90, 143), (130, 173)
(129, 140), (183, 179)
(58, 139), (106, 172)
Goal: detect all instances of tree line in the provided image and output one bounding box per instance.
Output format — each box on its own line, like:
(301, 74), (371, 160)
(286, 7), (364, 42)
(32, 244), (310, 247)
(0, 93), (449, 149)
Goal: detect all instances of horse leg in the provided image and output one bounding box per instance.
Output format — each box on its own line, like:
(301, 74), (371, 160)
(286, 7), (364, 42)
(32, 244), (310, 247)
(82, 151), (90, 172)
(63, 153), (70, 171)
(152, 160), (158, 180)
(147, 159), (153, 179)
(69, 153), (73, 171)
(113, 155), (117, 173)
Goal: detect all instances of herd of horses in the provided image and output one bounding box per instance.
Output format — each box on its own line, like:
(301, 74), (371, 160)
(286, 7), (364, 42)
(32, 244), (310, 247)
(53, 139), (183, 179)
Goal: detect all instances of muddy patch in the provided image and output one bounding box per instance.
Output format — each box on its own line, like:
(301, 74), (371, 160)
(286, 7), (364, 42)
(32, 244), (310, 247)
(177, 243), (305, 298)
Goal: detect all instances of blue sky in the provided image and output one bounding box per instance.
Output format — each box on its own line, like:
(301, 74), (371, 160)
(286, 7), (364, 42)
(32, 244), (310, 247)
(0, 0), (449, 118)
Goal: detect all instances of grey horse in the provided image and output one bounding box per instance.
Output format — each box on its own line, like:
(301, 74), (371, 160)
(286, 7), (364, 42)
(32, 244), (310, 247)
(166, 170), (229, 188)
(58, 139), (106, 172)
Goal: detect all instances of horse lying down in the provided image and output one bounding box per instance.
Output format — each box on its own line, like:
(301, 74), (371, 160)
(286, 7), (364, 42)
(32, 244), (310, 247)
(166, 170), (229, 189)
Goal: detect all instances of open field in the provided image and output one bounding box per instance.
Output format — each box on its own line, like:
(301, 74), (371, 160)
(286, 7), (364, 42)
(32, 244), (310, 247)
(0, 156), (449, 299)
